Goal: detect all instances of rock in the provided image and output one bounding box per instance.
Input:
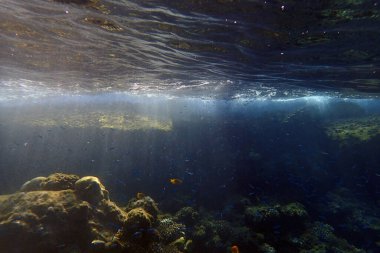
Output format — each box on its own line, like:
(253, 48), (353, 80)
(41, 173), (80, 191)
(20, 176), (46, 192)
(20, 173), (80, 192)
(280, 202), (308, 219)
(90, 239), (106, 252)
(125, 207), (153, 229)
(245, 202), (308, 228)
(0, 177), (128, 253)
(245, 205), (281, 225)
(157, 218), (186, 244)
(126, 196), (159, 219)
(74, 176), (109, 203)
(172, 236), (186, 250)
(2, 174), (194, 253)
(175, 206), (199, 226)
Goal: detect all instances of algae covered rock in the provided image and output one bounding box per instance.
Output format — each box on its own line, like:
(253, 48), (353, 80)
(245, 202), (308, 227)
(42, 173), (80, 191)
(1, 174), (126, 253)
(20, 176), (47, 192)
(75, 176), (109, 203)
(0, 190), (99, 252)
(125, 207), (154, 229)
(126, 196), (160, 219)
(245, 204), (281, 225)
(1, 173), (193, 253)
(175, 206), (199, 226)
(299, 222), (365, 253)
(20, 173), (80, 192)
(157, 218), (186, 244)
(280, 202), (308, 219)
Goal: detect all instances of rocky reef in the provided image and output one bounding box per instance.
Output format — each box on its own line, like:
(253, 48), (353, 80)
(171, 199), (368, 253)
(1, 173), (378, 253)
(0, 173), (186, 253)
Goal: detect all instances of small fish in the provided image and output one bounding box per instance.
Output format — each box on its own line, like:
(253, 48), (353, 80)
(231, 245), (239, 253)
(169, 178), (183, 185)
(136, 192), (145, 199)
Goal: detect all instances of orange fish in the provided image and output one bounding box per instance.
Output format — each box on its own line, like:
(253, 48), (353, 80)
(169, 178), (183, 185)
(136, 192), (145, 199)
(231, 245), (239, 253)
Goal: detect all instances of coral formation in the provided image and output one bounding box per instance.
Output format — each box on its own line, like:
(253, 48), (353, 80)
(125, 196), (160, 219)
(326, 116), (380, 143)
(156, 218), (186, 244)
(125, 207), (153, 229)
(244, 202), (307, 232)
(299, 222), (365, 253)
(0, 174), (188, 253)
(1, 171), (378, 253)
(21, 173), (80, 192)
(174, 207), (199, 226)
(75, 176), (109, 203)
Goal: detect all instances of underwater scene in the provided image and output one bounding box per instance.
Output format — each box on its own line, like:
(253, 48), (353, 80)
(1, 0), (380, 253)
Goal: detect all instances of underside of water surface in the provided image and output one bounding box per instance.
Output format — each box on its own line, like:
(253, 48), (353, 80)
(1, 0), (380, 98)
(1, 1), (380, 253)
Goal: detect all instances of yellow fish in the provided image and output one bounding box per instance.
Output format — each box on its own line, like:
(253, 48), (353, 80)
(169, 178), (183, 185)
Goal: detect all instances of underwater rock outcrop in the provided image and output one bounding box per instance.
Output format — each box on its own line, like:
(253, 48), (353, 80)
(20, 173), (80, 192)
(74, 176), (109, 204)
(326, 116), (380, 144)
(244, 202), (308, 230)
(0, 173), (187, 253)
(1, 174), (374, 253)
(125, 195), (160, 219)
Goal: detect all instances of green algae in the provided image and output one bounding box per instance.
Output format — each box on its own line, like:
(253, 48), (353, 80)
(326, 116), (380, 143)
(280, 202), (308, 218)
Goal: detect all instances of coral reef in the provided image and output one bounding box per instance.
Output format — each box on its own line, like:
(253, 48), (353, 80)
(21, 173), (80, 192)
(245, 202), (308, 230)
(1, 173), (377, 253)
(157, 218), (186, 244)
(0, 173), (187, 253)
(298, 222), (365, 253)
(125, 196), (160, 219)
(326, 116), (380, 144)
(75, 176), (109, 203)
(315, 188), (380, 251)
(171, 198), (369, 253)
(174, 207), (199, 226)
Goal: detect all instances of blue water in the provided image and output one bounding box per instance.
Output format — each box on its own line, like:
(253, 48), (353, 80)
(0, 1), (380, 253)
